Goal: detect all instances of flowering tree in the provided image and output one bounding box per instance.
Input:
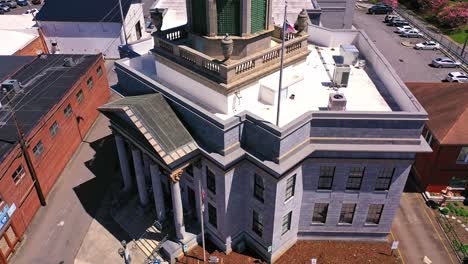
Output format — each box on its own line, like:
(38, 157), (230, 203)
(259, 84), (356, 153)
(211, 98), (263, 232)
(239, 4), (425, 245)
(382, 0), (398, 8)
(417, 0), (448, 12)
(438, 2), (468, 28)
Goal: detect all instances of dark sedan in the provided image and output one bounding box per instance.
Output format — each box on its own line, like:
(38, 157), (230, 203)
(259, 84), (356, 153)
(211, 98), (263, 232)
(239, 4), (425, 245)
(368, 4), (393, 14)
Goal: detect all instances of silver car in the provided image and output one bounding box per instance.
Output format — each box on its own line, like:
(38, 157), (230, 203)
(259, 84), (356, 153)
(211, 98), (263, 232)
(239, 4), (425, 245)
(431, 57), (462, 68)
(400, 30), (423, 38)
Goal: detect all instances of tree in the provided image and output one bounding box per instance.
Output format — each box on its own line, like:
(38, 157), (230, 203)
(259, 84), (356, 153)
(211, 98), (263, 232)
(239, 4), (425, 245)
(382, 0), (398, 8)
(417, 0), (448, 12)
(438, 2), (468, 28)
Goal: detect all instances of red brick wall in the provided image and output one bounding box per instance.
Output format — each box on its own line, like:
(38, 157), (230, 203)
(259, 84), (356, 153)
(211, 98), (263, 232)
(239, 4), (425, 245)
(0, 55), (110, 243)
(13, 34), (49, 56)
(414, 127), (468, 192)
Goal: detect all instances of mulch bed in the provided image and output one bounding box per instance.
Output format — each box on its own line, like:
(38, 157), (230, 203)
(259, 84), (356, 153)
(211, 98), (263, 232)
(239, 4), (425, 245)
(177, 240), (401, 264)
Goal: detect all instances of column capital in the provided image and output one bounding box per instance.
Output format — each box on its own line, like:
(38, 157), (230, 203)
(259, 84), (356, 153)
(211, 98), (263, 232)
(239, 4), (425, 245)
(169, 163), (191, 183)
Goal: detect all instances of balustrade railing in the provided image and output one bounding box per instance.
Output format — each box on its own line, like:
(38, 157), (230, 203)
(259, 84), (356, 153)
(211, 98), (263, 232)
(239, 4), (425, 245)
(153, 26), (308, 84)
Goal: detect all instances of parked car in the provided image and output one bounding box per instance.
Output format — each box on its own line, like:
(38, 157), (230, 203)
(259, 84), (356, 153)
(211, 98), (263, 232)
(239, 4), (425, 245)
(414, 41), (440, 50)
(384, 14), (399, 23)
(400, 30), (423, 38)
(2, 0), (16, 8)
(395, 25), (416, 33)
(0, 3), (10, 12)
(431, 57), (462, 68)
(16, 0), (28, 6)
(368, 4), (393, 14)
(389, 19), (409, 26)
(23, 8), (37, 14)
(445, 72), (468, 83)
(0, 8), (4, 14)
(31, 0), (40, 4)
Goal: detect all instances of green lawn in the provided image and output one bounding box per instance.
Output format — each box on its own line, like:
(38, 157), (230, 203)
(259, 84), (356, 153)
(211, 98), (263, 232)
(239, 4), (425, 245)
(446, 28), (468, 45)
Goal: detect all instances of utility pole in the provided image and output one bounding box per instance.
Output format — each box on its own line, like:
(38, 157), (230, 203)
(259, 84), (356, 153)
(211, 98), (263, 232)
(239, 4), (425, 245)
(198, 176), (206, 262)
(118, 0), (128, 46)
(12, 112), (46, 206)
(461, 30), (468, 56)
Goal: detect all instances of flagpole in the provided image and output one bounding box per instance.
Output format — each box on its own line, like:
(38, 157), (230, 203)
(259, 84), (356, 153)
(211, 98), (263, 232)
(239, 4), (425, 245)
(199, 175), (206, 262)
(276, 1), (288, 127)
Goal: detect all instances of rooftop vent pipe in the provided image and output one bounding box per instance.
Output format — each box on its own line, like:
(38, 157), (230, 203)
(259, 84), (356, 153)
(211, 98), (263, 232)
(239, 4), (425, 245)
(328, 93), (347, 111)
(63, 57), (76, 67)
(1, 79), (21, 94)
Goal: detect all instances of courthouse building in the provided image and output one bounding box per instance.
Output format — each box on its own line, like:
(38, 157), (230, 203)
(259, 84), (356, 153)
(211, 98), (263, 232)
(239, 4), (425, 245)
(99, 0), (430, 262)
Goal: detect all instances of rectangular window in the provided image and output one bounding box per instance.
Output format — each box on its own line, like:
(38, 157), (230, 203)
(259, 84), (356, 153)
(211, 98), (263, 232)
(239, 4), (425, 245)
(318, 166), (335, 190)
(339, 203), (356, 224)
(375, 168), (394, 191)
(366, 204), (384, 224)
(346, 167), (365, 190)
(206, 167), (216, 194)
(449, 176), (468, 189)
(457, 147), (468, 163)
(64, 104), (73, 118)
(252, 210), (264, 237)
(32, 141), (44, 157)
(424, 129), (433, 145)
(76, 89), (84, 104)
(312, 203), (328, 224)
(49, 121), (59, 137)
(87, 77), (93, 89)
(281, 211), (292, 235)
(285, 174), (296, 201)
(185, 164), (193, 177)
(208, 203), (217, 228)
(254, 173), (264, 202)
(97, 66), (103, 77)
(11, 165), (25, 184)
(135, 21), (142, 40)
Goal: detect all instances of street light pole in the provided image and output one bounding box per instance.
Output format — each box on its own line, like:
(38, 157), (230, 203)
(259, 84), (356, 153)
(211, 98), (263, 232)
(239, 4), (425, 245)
(118, 0), (128, 46)
(461, 31), (468, 56)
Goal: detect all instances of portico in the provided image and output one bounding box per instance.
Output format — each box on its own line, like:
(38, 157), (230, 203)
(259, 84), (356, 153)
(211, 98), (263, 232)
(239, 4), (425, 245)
(100, 94), (200, 261)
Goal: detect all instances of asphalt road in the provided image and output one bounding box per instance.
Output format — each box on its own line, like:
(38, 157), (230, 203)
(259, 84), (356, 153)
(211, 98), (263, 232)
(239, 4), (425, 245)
(391, 175), (458, 264)
(353, 8), (460, 82)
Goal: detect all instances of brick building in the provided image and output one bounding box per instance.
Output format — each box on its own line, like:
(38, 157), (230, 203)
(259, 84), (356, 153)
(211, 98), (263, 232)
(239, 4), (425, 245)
(407, 82), (468, 194)
(0, 54), (109, 262)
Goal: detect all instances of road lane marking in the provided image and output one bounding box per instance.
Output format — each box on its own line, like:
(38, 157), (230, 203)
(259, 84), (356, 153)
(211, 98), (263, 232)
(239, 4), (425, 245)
(416, 195), (456, 264)
(390, 231), (406, 264)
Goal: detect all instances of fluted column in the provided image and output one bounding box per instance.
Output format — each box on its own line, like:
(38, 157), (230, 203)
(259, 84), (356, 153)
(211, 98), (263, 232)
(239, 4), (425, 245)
(131, 147), (149, 206)
(170, 169), (186, 241)
(150, 164), (166, 221)
(115, 134), (132, 192)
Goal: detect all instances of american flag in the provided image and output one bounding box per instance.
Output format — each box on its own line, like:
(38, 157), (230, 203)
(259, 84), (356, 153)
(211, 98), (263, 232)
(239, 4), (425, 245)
(285, 20), (297, 33)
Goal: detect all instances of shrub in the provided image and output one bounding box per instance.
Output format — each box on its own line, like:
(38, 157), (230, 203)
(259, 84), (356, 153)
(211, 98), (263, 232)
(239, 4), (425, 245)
(440, 207), (450, 215)
(447, 203), (456, 213)
(454, 202), (460, 207)
(438, 2), (468, 28)
(417, 0), (448, 11)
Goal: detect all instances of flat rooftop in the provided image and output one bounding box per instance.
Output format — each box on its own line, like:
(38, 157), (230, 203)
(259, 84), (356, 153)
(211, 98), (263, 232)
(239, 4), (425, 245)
(0, 54), (100, 163)
(126, 43), (392, 127)
(213, 45), (391, 126)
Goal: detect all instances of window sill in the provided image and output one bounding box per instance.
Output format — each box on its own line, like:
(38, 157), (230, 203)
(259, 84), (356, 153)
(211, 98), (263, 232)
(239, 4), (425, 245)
(337, 223), (352, 226)
(364, 223), (379, 226)
(310, 222), (325, 226)
(316, 189), (332, 193)
(284, 196), (294, 204)
(344, 190), (360, 193)
(455, 162), (468, 165)
(373, 190), (389, 194)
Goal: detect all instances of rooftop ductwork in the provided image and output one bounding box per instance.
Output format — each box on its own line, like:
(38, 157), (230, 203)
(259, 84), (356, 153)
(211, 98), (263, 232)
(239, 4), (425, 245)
(328, 93), (347, 111)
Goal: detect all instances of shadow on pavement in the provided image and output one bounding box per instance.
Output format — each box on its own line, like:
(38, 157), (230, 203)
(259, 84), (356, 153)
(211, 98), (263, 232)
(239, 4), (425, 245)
(403, 171), (423, 193)
(73, 135), (131, 242)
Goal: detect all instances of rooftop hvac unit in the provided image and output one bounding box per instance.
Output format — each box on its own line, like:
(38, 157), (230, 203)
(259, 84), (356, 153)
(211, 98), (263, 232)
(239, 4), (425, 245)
(332, 65), (351, 87)
(328, 93), (347, 111)
(1, 79), (21, 93)
(63, 57), (76, 67)
(340, 44), (359, 65)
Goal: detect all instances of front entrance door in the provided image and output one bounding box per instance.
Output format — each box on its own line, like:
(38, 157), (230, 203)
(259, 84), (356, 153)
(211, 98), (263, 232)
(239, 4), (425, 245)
(0, 224), (19, 263)
(187, 187), (196, 219)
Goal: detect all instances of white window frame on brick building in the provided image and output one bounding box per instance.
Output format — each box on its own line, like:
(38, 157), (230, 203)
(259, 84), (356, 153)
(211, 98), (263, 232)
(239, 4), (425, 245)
(457, 147), (468, 164)
(12, 165), (25, 184)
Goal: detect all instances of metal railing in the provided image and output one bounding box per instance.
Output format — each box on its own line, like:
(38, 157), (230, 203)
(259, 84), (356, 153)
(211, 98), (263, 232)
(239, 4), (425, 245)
(436, 214), (467, 263)
(395, 6), (467, 67)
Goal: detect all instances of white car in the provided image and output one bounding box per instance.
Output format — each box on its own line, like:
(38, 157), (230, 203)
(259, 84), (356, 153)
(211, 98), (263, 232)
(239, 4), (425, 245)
(414, 41), (440, 50)
(395, 25), (416, 33)
(446, 72), (468, 83)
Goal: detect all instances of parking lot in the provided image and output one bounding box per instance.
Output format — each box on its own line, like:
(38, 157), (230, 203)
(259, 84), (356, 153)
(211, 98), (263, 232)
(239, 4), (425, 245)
(0, 0), (43, 15)
(353, 7), (465, 82)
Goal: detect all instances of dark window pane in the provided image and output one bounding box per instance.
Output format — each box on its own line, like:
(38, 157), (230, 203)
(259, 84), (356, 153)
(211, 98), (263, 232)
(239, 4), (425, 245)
(252, 210), (263, 237)
(346, 167), (365, 190)
(339, 203), (356, 224)
(285, 174), (296, 201)
(282, 211), (292, 235)
(254, 173), (264, 202)
(208, 203), (217, 228)
(366, 204), (384, 224)
(11, 165), (25, 184)
(312, 203), (328, 223)
(206, 167), (216, 194)
(318, 166), (335, 190)
(375, 168), (394, 191)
